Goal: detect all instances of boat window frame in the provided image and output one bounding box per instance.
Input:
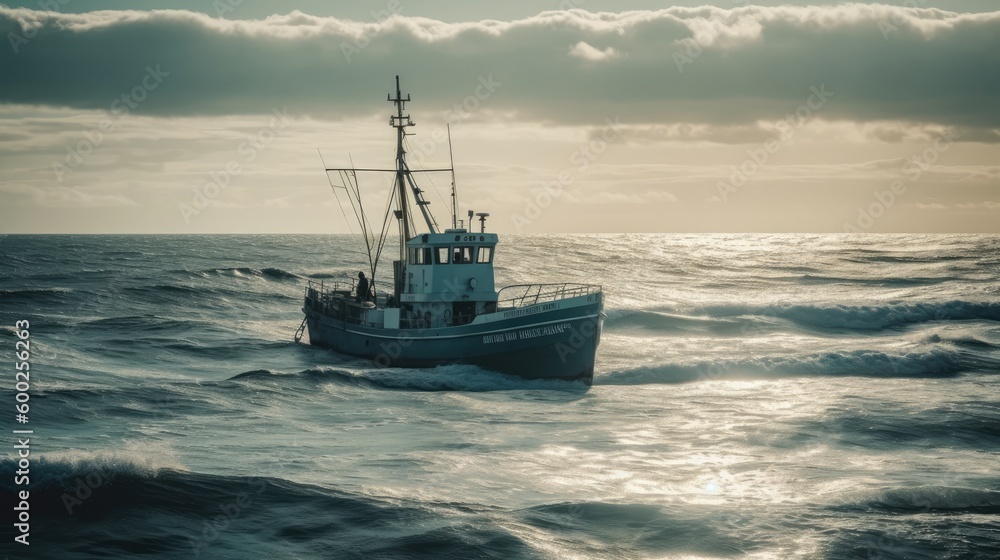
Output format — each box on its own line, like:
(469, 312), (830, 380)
(408, 246), (434, 265)
(477, 246), (493, 264)
(454, 245), (475, 264)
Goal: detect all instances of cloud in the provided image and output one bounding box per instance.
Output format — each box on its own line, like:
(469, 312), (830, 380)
(0, 5), (998, 133)
(605, 122), (779, 144)
(957, 201), (1000, 210)
(567, 41), (621, 61)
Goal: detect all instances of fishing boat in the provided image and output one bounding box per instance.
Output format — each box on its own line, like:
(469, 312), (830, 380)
(296, 76), (603, 384)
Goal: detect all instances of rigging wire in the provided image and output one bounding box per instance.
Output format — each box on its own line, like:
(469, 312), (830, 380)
(318, 150), (366, 259)
(317, 126), (455, 302)
(348, 153), (378, 284)
(403, 137), (451, 213)
(320, 148), (402, 301)
(371, 173), (399, 296)
(338, 169), (369, 251)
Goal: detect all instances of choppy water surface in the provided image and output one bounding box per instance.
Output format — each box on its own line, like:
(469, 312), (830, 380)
(1, 234), (998, 559)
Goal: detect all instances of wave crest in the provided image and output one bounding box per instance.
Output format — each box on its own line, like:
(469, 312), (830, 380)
(696, 301), (1000, 331)
(598, 349), (966, 385)
(227, 366), (587, 392)
(839, 486), (1000, 514)
(0, 441), (184, 492)
(198, 267), (301, 280)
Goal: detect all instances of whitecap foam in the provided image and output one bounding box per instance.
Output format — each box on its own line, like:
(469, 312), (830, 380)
(24, 440), (187, 485)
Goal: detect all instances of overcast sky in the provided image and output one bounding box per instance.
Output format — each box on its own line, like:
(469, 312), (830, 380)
(1, 2), (998, 233)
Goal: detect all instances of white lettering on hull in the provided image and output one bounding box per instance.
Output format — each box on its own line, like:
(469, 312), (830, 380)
(482, 322), (571, 344)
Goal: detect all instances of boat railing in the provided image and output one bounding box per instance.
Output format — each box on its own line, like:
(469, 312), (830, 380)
(306, 279), (394, 327)
(304, 279), (355, 308)
(496, 283), (602, 309)
(306, 279), (355, 295)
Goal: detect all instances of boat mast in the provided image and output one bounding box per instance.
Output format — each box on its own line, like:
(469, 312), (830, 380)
(448, 124), (459, 230)
(389, 75), (414, 264)
(388, 77), (439, 247)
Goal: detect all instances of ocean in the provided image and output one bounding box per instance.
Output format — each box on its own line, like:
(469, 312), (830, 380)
(1, 233), (999, 559)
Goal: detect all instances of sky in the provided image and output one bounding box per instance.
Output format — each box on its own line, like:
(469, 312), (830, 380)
(1, 1), (998, 234)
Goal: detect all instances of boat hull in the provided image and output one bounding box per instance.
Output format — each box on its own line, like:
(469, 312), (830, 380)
(304, 297), (602, 384)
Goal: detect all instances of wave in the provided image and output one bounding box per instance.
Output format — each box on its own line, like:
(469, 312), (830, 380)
(120, 283), (296, 308)
(126, 283), (202, 295)
(260, 267), (300, 280)
(518, 502), (752, 556)
(0, 451), (542, 559)
(0, 287), (73, 303)
(694, 301), (1000, 332)
(81, 315), (227, 333)
(865, 254), (972, 264)
(227, 369), (284, 381)
(182, 266), (302, 280)
(24, 383), (213, 423)
(797, 274), (946, 287)
(598, 349), (968, 385)
(227, 366), (589, 392)
(604, 308), (789, 337)
(837, 486), (1000, 515)
(0, 443), (185, 495)
(792, 404), (1000, 450)
(922, 333), (1000, 351)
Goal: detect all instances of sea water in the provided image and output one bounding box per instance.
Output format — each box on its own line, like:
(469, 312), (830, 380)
(1, 233), (998, 559)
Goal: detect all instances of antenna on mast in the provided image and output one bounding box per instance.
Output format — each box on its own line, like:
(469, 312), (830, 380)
(389, 76), (439, 236)
(448, 123), (458, 230)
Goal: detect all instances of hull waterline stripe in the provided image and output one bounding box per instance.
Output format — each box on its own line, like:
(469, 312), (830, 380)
(329, 313), (602, 340)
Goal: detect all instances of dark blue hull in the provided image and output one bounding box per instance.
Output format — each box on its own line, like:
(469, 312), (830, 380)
(304, 299), (602, 384)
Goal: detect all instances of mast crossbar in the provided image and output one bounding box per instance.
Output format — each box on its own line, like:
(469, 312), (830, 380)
(325, 168), (453, 173)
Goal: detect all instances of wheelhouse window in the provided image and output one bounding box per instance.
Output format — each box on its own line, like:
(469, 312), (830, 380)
(436, 247), (450, 264)
(408, 247), (433, 265)
(477, 246), (493, 263)
(454, 246), (475, 264)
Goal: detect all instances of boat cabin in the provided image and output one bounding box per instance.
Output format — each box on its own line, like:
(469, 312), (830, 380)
(393, 229), (499, 329)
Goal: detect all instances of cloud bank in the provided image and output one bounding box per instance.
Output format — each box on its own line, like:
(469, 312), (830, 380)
(1, 5), (998, 134)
